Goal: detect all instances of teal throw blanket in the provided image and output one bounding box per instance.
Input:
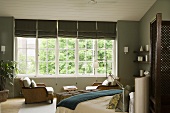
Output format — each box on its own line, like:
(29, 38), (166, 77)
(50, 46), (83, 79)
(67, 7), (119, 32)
(57, 89), (122, 110)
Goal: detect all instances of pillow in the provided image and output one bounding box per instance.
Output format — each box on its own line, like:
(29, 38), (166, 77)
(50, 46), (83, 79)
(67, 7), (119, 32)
(102, 79), (109, 86)
(107, 76), (116, 86)
(107, 94), (121, 109)
(23, 77), (32, 87)
(115, 85), (134, 112)
(31, 80), (37, 88)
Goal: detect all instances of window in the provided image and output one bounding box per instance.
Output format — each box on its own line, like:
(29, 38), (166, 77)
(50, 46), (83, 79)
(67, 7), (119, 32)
(16, 37), (115, 77)
(58, 38), (76, 75)
(16, 37), (36, 75)
(78, 39), (94, 75)
(38, 38), (56, 75)
(97, 40), (114, 75)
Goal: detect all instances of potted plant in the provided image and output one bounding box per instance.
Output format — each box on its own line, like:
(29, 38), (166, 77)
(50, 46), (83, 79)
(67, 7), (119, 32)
(0, 60), (18, 102)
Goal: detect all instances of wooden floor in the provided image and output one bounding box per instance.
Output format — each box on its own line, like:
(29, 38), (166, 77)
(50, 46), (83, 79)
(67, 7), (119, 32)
(0, 98), (24, 113)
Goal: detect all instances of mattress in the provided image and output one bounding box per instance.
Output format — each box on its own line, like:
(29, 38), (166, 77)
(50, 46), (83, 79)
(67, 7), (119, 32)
(56, 96), (128, 113)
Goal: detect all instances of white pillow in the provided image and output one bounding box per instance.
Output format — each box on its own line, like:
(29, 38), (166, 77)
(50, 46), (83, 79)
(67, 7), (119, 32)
(102, 79), (109, 86)
(31, 80), (37, 88)
(23, 77), (31, 87)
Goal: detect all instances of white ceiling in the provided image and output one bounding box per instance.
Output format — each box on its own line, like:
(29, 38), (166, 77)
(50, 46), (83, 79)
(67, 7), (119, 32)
(0, 0), (156, 22)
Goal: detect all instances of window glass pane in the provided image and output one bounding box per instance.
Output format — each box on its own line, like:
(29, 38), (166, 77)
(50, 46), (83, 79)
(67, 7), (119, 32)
(79, 62), (85, 74)
(98, 40), (105, 49)
(48, 62), (55, 74)
(18, 49), (26, 62)
(79, 39), (85, 49)
(59, 50), (66, 61)
(106, 40), (112, 49)
(48, 49), (55, 61)
(47, 39), (55, 48)
(39, 49), (47, 61)
(97, 62), (105, 74)
(98, 50), (105, 59)
(27, 49), (35, 61)
(107, 62), (112, 74)
(39, 62), (47, 74)
(68, 50), (75, 61)
(79, 50), (85, 61)
(59, 38), (66, 49)
(27, 38), (36, 48)
(86, 62), (93, 73)
(27, 62), (35, 74)
(18, 62), (26, 74)
(86, 50), (93, 61)
(67, 62), (75, 74)
(18, 38), (26, 48)
(39, 39), (47, 48)
(106, 50), (112, 60)
(59, 62), (66, 74)
(87, 40), (93, 49)
(68, 39), (75, 49)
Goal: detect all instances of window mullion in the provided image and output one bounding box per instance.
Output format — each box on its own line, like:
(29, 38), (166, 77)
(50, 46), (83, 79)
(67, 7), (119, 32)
(75, 39), (78, 75)
(46, 40), (48, 75)
(56, 39), (59, 76)
(25, 39), (28, 75)
(95, 40), (98, 75)
(36, 38), (38, 77)
(36, 21), (38, 77)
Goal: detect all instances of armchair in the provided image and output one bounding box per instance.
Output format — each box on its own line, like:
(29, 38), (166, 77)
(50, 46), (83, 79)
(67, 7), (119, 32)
(20, 77), (54, 104)
(92, 82), (119, 90)
(86, 82), (119, 90)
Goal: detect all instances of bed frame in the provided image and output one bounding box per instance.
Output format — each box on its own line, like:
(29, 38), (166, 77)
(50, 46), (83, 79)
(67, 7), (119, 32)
(150, 13), (170, 113)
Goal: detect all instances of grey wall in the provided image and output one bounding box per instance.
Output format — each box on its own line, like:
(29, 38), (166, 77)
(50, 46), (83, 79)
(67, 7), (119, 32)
(0, 17), (14, 61)
(139, 0), (170, 71)
(117, 21), (139, 86)
(0, 17), (14, 97)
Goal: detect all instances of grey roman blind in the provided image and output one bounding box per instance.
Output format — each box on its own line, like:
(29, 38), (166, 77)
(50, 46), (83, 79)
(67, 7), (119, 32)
(97, 22), (117, 40)
(58, 20), (77, 38)
(15, 19), (36, 37)
(78, 21), (97, 39)
(38, 20), (57, 38)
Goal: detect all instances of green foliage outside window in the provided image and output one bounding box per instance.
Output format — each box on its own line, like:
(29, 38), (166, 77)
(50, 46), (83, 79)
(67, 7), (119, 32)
(17, 37), (114, 75)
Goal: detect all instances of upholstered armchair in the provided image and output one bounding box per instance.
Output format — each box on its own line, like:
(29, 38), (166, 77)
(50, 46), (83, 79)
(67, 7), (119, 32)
(20, 77), (54, 104)
(92, 82), (119, 90)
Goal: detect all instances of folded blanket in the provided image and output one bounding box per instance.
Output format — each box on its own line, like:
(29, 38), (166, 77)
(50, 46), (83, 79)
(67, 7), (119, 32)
(57, 89), (122, 110)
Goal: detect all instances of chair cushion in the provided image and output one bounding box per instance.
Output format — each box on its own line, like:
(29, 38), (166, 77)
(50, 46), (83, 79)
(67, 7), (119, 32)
(23, 77), (31, 87)
(45, 87), (54, 94)
(31, 80), (37, 87)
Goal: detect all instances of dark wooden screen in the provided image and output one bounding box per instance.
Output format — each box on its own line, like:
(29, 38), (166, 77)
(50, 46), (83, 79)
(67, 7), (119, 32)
(161, 21), (170, 96)
(150, 13), (162, 113)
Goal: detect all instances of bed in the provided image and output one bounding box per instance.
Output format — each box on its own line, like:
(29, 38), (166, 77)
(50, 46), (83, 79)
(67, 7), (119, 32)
(56, 88), (133, 113)
(56, 96), (127, 113)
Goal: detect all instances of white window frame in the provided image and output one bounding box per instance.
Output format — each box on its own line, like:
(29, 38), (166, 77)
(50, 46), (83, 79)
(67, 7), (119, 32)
(15, 37), (116, 78)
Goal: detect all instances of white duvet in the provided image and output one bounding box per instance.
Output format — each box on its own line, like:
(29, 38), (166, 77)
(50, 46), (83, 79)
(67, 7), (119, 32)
(56, 96), (128, 113)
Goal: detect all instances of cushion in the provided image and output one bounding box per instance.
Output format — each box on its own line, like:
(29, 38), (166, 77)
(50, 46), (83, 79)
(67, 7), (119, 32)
(31, 80), (37, 87)
(102, 76), (117, 86)
(115, 85), (134, 112)
(107, 94), (121, 109)
(102, 79), (109, 86)
(45, 87), (54, 94)
(107, 76), (116, 86)
(23, 77), (31, 87)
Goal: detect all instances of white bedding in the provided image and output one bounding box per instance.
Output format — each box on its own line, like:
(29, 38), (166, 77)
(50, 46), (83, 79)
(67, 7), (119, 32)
(56, 96), (128, 113)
